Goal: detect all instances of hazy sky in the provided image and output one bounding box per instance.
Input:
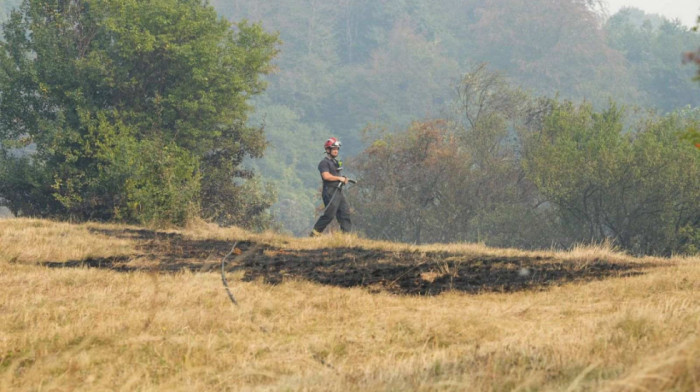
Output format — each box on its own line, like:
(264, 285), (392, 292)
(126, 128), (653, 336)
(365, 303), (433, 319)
(605, 0), (699, 28)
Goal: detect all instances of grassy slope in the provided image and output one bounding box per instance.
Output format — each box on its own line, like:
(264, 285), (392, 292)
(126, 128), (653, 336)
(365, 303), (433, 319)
(0, 218), (698, 391)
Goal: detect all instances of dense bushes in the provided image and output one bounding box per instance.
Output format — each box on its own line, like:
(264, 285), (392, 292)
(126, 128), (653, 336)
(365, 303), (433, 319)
(351, 68), (699, 255)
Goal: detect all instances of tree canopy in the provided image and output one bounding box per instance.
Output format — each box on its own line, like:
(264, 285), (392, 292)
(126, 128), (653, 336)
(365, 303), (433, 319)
(0, 0), (278, 226)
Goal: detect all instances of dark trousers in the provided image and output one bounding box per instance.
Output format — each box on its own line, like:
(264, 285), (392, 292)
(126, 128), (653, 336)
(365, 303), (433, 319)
(313, 187), (352, 233)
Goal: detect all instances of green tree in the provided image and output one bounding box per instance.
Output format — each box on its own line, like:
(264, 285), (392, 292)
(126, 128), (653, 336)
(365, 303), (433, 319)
(606, 9), (700, 112)
(523, 101), (700, 255)
(0, 0), (278, 226)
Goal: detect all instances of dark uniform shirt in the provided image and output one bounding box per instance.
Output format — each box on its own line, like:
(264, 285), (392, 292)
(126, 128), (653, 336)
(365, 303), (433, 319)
(318, 157), (342, 192)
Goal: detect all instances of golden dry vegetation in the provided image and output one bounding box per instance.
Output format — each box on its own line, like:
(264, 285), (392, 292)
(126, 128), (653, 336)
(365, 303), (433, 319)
(1, 217), (699, 391)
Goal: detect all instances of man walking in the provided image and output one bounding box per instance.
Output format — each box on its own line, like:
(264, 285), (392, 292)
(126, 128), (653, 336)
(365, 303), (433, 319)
(310, 137), (352, 236)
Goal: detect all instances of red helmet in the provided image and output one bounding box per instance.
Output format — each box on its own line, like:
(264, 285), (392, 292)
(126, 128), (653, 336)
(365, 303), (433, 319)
(324, 137), (341, 150)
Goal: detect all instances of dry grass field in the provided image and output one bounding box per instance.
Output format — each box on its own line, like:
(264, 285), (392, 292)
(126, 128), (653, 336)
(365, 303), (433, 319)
(1, 217), (699, 391)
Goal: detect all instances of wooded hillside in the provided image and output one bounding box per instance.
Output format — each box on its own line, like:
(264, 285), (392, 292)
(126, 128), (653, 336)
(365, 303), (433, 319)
(1, 1), (698, 255)
(208, 1), (699, 252)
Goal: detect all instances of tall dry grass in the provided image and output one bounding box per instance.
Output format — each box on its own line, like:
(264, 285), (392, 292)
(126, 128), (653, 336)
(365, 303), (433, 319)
(1, 217), (698, 391)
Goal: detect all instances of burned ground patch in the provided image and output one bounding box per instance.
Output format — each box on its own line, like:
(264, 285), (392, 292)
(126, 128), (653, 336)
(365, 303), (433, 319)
(231, 245), (652, 295)
(39, 227), (660, 295)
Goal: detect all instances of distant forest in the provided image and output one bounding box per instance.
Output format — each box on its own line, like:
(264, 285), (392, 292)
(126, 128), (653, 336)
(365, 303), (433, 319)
(204, 0), (699, 235)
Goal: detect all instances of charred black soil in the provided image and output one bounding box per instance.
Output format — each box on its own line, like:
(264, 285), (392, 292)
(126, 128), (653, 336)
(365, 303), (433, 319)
(39, 227), (660, 296)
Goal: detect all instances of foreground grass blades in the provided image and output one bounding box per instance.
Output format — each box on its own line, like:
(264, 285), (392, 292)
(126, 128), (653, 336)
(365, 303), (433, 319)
(0, 218), (698, 391)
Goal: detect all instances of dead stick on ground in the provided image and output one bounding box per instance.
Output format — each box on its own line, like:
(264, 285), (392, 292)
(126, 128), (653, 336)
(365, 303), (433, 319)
(221, 241), (239, 306)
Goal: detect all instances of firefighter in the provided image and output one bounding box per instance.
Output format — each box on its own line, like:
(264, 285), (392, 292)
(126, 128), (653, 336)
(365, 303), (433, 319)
(310, 137), (352, 236)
